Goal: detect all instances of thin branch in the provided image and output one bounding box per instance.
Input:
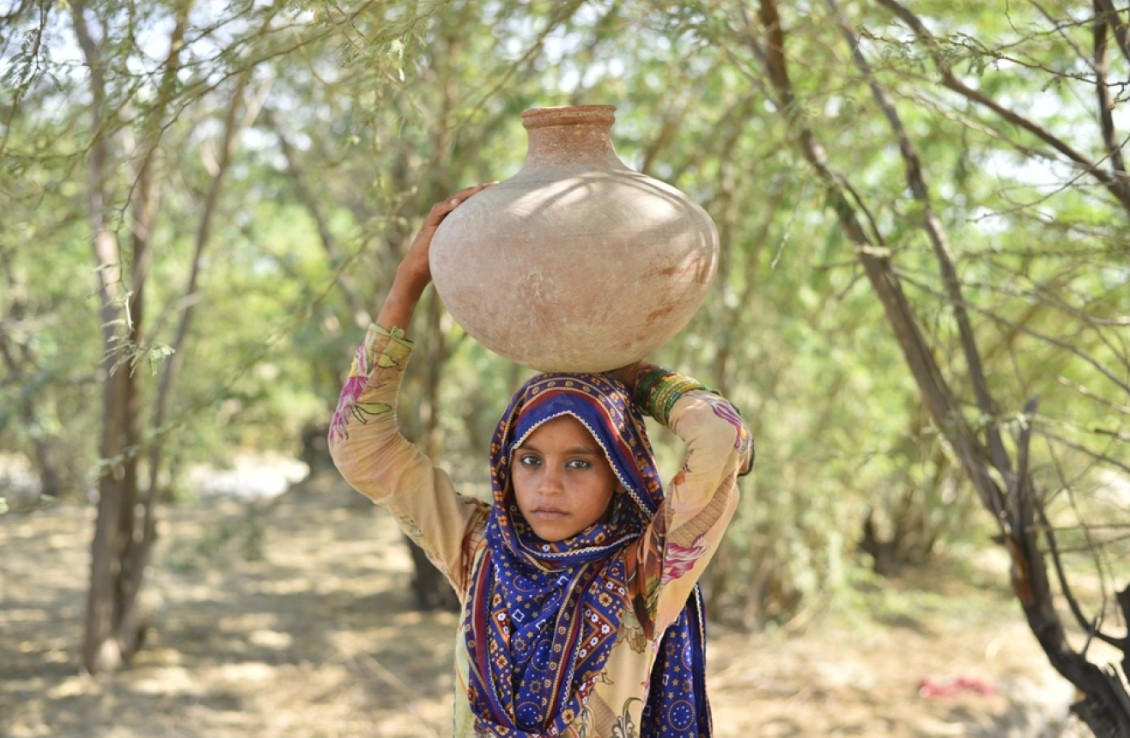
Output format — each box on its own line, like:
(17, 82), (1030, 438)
(0, 0), (50, 156)
(145, 43), (266, 507)
(70, 0), (124, 345)
(748, 0), (1006, 523)
(1032, 420), (1126, 649)
(827, 0), (1016, 485)
(1094, 0), (1129, 181)
(1096, 0), (1130, 67)
(877, 0), (1130, 217)
(1044, 531), (1130, 554)
(892, 268), (1130, 397)
(1038, 428), (1130, 476)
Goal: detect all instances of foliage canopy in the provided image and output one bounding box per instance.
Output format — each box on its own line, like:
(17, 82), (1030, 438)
(1, 0), (1127, 725)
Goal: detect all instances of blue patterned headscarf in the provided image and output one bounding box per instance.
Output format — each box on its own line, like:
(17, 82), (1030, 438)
(462, 373), (713, 737)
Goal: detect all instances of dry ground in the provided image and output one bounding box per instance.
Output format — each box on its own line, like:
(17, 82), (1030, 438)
(0, 473), (1089, 737)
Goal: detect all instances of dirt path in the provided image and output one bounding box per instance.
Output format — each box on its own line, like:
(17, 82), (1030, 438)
(0, 476), (1087, 737)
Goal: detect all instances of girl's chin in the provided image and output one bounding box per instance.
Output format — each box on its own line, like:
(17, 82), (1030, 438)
(529, 525), (577, 543)
(527, 519), (583, 543)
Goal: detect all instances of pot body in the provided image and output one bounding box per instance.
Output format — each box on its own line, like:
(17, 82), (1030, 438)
(429, 105), (718, 372)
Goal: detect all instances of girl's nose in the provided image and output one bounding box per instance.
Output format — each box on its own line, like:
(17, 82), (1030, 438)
(538, 466), (564, 495)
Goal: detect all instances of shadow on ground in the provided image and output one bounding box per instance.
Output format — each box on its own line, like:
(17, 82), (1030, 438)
(0, 471), (1088, 737)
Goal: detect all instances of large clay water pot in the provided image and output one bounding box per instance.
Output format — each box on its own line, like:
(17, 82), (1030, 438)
(429, 104), (718, 372)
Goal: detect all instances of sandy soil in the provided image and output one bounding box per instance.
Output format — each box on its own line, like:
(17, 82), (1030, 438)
(0, 473), (1090, 738)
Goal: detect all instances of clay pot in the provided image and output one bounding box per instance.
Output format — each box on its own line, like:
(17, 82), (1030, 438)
(429, 105), (718, 372)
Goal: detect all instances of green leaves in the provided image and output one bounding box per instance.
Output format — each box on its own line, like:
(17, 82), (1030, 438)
(4, 0), (1128, 636)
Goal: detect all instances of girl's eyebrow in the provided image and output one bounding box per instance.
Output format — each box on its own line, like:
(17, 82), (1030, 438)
(515, 442), (600, 456)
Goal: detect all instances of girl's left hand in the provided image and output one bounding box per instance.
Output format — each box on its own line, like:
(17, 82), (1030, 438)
(606, 360), (649, 393)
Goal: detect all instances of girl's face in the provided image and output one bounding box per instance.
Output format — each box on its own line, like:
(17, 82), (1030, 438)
(511, 414), (618, 542)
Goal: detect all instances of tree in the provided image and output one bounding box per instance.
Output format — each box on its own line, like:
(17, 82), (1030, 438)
(0, 0), (303, 672)
(68, 0), (276, 671)
(708, 0), (1130, 731)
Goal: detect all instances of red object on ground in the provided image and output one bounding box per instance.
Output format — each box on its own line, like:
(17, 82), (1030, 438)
(917, 675), (999, 698)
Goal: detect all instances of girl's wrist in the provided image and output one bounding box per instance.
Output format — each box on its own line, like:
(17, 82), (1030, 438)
(632, 367), (706, 425)
(394, 259), (430, 292)
(608, 361), (649, 394)
(376, 270), (428, 331)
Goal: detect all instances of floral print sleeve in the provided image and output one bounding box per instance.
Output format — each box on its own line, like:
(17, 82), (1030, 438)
(626, 386), (754, 636)
(328, 324), (488, 595)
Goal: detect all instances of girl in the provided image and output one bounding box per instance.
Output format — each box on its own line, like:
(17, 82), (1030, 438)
(329, 185), (753, 737)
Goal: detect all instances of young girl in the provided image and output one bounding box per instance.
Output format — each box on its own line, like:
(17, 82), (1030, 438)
(329, 185), (753, 737)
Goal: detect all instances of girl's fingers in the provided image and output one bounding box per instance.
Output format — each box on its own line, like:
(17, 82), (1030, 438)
(451, 181), (498, 203)
(458, 181), (497, 196)
(428, 182), (498, 223)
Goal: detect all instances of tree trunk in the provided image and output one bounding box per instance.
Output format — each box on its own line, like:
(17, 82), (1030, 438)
(404, 276), (460, 613)
(73, 0), (188, 673)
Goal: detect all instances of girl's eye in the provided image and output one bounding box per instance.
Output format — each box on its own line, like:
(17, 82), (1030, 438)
(517, 454), (541, 468)
(567, 458), (593, 471)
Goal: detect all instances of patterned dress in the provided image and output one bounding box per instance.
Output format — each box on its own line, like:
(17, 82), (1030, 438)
(329, 325), (753, 737)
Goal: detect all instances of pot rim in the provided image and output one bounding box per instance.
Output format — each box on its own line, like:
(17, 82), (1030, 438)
(522, 105), (616, 129)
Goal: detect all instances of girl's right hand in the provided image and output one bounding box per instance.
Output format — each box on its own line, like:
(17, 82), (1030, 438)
(398, 182), (496, 289)
(377, 182), (496, 331)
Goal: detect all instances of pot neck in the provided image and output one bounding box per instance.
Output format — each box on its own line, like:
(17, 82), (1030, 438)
(521, 106), (627, 169)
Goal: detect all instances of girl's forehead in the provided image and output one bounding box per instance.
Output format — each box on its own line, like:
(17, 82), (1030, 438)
(519, 414), (597, 441)
(512, 410), (604, 453)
